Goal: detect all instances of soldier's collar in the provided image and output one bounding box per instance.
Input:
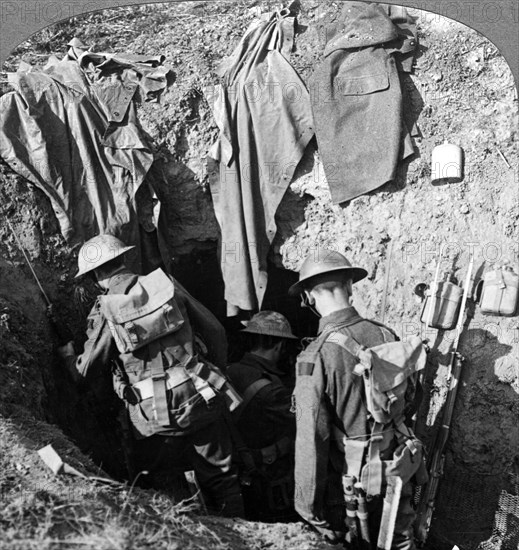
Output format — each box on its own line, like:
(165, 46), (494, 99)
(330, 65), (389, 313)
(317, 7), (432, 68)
(242, 352), (284, 377)
(318, 306), (361, 334)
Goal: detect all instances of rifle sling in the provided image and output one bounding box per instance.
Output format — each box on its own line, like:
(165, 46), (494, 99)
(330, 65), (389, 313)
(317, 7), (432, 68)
(233, 378), (273, 422)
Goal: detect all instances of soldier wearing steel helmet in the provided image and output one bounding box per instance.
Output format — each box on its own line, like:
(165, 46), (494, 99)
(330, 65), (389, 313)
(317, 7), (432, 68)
(289, 250), (417, 549)
(226, 311), (299, 522)
(58, 234), (244, 517)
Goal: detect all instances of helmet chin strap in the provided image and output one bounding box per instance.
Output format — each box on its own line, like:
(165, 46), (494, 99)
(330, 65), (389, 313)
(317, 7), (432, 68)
(301, 293), (321, 318)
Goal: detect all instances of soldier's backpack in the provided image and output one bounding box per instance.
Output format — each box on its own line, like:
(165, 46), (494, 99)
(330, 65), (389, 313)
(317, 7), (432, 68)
(327, 330), (427, 425)
(99, 268), (185, 353)
(98, 269), (241, 436)
(301, 321), (428, 497)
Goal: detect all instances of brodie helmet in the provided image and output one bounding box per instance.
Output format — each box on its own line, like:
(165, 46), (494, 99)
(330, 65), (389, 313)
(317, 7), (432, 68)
(241, 311), (298, 340)
(288, 250), (367, 296)
(75, 234), (135, 278)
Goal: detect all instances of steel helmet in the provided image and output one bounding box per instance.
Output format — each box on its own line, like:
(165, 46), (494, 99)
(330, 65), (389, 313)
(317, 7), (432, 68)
(75, 234), (135, 278)
(288, 250), (367, 296)
(241, 311), (298, 339)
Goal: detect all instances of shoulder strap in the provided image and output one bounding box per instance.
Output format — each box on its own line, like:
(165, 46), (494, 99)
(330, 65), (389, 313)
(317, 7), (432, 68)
(325, 331), (364, 359)
(221, 408), (258, 476)
(234, 378), (273, 421)
(311, 313), (365, 355)
(364, 318), (399, 341)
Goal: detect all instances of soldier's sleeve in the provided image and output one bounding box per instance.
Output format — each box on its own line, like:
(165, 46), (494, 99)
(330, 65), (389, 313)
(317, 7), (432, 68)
(171, 276), (228, 368)
(74, 301), (117, 380)
(293, 349), (332, 527)
(256, 383), (295, 438)
(111, 361), (128, 400)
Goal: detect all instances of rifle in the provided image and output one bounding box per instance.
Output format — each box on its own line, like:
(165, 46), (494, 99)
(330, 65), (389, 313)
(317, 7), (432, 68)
(414, 253), (474, 546)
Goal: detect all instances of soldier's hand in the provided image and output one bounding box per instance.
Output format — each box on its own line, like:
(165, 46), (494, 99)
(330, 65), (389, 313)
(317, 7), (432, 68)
(315, 526), (345, 545)
(123, 386), (140, 406)
(57, 341), (75, 359)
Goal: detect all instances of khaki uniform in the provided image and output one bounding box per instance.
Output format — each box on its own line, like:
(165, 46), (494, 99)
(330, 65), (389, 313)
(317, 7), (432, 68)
(293, 306), (417, 549)
(227, 353), (296, 521)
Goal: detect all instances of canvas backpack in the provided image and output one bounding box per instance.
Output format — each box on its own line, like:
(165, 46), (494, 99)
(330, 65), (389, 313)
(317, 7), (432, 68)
(326, 328), (427, 426)
(98, 269), (241, 436)
(99, 268), (185, 353)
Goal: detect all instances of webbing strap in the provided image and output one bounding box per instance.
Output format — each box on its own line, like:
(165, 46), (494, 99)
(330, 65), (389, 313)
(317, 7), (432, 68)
(363, 421), (385, 496)
(149, 342), (170, 426)
(332, 425), (369, 479)
(168, 346), (217, 404)
(494, 268), (505, 314)
(169, 345), (195, 368)
(189, 370), (217, 403)
(192, 361), (227, 391)
(132, 366), (190, 400)
(233, 378), (273, 421)
(221, 409), (257, 476)
(326, 331), (364, 357)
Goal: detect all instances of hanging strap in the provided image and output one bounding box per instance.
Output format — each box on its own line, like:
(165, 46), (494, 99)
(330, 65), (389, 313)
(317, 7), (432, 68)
(494, 268), (506, 314)
(148, 341), (170, 426)
(233, 378), (273, 421)
(362, 421), (387, 497)
(222, 408), (259, 485)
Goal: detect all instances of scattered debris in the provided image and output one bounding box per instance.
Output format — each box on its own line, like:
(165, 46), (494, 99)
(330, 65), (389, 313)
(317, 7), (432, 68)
(38, 444), (119, 485)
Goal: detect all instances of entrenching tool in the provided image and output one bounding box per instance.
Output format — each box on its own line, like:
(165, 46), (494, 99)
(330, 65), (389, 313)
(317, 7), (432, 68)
(414, 253), (475, 545)
(377, 476), (403, 550)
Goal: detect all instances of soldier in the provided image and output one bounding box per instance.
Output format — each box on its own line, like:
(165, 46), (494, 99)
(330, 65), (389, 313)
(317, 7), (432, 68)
(288, 250), (420, 549)
(226, 311), (298, 522)
(58, 234), (244, 517)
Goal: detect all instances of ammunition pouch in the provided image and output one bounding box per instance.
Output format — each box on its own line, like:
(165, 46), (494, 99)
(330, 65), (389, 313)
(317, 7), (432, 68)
(237, 436), (295, 517)
(253, 435), (294, 466)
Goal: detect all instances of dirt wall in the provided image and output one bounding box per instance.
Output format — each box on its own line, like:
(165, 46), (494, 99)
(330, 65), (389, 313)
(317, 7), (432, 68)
(1, 3), (518, 549)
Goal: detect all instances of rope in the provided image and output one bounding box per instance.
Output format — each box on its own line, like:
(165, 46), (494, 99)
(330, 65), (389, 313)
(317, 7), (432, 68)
(3, 215), (52, 307)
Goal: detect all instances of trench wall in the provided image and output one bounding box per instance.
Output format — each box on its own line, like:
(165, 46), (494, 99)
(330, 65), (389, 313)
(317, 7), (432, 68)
(0, 3), (518, 548)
